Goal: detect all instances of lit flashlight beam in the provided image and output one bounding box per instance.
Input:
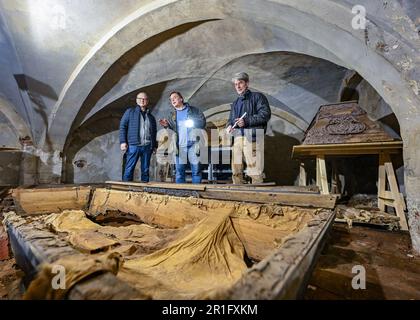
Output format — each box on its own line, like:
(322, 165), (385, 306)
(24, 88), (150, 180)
(185, 119), (194, 128)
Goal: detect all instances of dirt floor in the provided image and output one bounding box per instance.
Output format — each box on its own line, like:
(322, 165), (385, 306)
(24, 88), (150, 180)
(305, 223), (420, 299)
(0, 189), (24, 300)
(0, 258), (23, 300)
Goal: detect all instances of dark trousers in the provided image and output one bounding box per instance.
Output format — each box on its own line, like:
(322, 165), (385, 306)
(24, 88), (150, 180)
(122, 144), (152, 182)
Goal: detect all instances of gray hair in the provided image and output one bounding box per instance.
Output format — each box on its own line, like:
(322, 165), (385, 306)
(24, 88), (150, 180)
(232, 72), (249, 82)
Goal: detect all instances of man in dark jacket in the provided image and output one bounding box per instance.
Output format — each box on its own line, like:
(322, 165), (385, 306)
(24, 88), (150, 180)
(159, 91), (206, 184)
(119, 92), (157, 182)
(227, 72), (271, 184)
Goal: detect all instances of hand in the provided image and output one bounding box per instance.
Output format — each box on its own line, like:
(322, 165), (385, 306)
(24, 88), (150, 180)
(226, 125), (234, 134)
(120, 143), (127, 151)
(159, 118), (169, 127)
(234, 118), (245, 128)
(152, 148), (157, 154)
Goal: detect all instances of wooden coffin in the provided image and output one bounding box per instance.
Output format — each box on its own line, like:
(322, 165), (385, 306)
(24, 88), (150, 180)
(4, 184), (335, 300)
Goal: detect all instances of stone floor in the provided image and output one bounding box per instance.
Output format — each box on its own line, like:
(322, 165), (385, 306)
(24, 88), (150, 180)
(305, 223), (420, 300)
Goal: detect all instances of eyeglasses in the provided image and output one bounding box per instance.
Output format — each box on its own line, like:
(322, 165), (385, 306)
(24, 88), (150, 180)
(137, 97), (148, 100)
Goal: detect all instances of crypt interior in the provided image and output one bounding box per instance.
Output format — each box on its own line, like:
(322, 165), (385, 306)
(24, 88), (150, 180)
(0, 0), (419, 300)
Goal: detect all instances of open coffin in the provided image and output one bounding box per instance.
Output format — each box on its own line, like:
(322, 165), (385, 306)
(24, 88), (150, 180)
(3, 183), (336, 299)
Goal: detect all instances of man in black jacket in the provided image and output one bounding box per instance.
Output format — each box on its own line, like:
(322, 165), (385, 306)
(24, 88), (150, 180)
(227, 72), (271, 184)
(119, 92), (157, 182)
(159, 91), (206, 184)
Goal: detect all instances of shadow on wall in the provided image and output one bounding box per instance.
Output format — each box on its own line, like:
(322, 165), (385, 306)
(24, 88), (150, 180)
(64, 116), (121, 183)
(13, 74), (58, 150)
(280, 57), (347, 102)
(378, 113), (401, 137)
(264, 132), (301, 185)
(70, 20), (213, 132)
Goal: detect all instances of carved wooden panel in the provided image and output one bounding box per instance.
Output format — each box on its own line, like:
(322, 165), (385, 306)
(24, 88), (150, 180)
(303, 102), (398, 145)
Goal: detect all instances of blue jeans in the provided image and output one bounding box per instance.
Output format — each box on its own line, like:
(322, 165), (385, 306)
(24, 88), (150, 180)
(175, 145), (202, 184)
(123, 144), (152, 182)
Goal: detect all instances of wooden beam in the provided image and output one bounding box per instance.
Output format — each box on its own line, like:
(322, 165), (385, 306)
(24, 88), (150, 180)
(206, 185), (319, 193)
(200, 189), (337, 209)
(106, 183), (326, 206)
(379, 190), (406, 210)
(378, 154), (386, 212)
(106, 180), (206, 191)
(383, 156), (408, 230)
(207, 182), (276, 187)
(293, 141), (403, 157)
(377, 153), (408, 231)
(0, 147), (21, 151)
(317, 155), (329, 195)
(107, 181), (276, 190)
(106, 181), (320, 194)
(299, 162), (307, 187)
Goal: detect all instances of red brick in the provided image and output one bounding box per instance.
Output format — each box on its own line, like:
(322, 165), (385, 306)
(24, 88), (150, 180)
(0, 226), (10, 261)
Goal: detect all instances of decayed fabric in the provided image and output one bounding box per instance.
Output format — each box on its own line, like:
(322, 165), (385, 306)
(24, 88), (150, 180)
(43, 210), (179, 254)
(23, 204), (318, 299)
(231, 203), (319, 231)
(117, 208), (248, 299)
(335, 205), (401, 230)
(24, 252), (123, 300)
(44, 210), (117, 253)
(32, 208), (248, 299)
(45, 210), (98, 232)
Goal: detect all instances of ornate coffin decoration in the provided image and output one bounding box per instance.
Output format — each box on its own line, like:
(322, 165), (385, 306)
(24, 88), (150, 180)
(303, 101), (398, 145)
(325, 115), (366, 135)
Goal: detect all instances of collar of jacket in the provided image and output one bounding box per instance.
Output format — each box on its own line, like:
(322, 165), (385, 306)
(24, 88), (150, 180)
(176, 103), (189, 112)
(239, 89), (251, 100)
(135, 105), (150, 113)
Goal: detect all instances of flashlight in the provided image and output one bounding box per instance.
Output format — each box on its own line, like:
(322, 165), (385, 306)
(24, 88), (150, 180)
(185, 119), (194, 128)
(227, 112), (247, 133)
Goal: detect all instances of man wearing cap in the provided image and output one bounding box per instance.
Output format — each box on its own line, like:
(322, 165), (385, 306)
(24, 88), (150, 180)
(227, 72), (271, 184)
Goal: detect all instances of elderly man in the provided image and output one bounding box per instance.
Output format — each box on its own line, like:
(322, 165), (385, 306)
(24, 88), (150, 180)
(159, 91), (206, 184)
(227, 72), (271, 184)
(119, 92), (157, 182)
